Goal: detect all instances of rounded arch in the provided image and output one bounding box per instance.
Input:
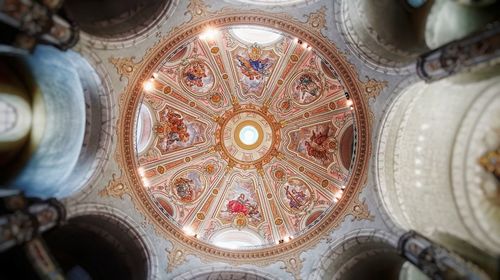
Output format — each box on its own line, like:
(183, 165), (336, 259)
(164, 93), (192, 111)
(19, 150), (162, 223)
(63, 0), (178, 48)
(62, 47), (114, 202)
(336, 0), (431, 74)
(173, 266), (277, 280)
(376, 67), (500, 254)
(425, 0), (500, 49)
(310, 229), (413, 280)
(63, 204), (159, 279)
(210, 227), (266, 249)
(2, 46), (114, 199)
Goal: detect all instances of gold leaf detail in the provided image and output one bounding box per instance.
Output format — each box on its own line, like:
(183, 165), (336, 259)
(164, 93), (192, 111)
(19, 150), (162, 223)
(305, 6), (327, 34)
(363, 76), (388, 101)
(99, 173), (129, 199)
(108, 56), (140, 81)
(186, 0), (210, 18)
(166, 246), (186, 273)
(350, 198), (374, 221)
(478, 148), (500, 179)
(282, 256), (303, 280)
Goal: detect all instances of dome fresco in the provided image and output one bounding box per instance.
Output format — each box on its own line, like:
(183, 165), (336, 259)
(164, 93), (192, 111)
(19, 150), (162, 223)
(132, 26), (356, 250)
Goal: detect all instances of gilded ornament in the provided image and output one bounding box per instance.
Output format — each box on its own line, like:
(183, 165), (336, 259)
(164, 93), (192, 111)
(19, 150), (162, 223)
(157, 166), (165, 174)
(232, 213), (248, 229)
(186, 0), (210, 18)
(99, 173), (129, 199)
(163, 86), (172, 94)
(282, 256), (303, 280)
(350, 198), (374, 221)
(108, 56), (139, 81)
(478, 148), (500, 179)
(363, 76), (388, 101)
(166, 247), (186, 273)
(204, 163), (215, 174)
(329, 102), (336, 110)
(305, 6), (327, 34)
(196, 212), (206, 220)
(321, 179), (329, 188)
(275, 169), (285, 180)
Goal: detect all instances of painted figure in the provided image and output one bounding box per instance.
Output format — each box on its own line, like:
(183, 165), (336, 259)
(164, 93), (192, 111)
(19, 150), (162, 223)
(158, 111), (190, 150)
(285, 186), (307, 210)
(171, 170), (205, 203)
(304, 126), (331, 163)
(226, 193), (260, 219)
(182, 61), (213, 92)
(294, 73), (321, 104)
(227, 193), (249, 215)
(236, 44), (272, 81)
(283, 179), (312, 212)
(174, 177), (194, 202)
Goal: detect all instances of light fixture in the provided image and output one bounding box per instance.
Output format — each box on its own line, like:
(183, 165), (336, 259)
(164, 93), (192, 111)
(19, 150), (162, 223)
(199, 27), (218, 40)
(334, 190), (343, 202)
(346, 99), (353, 107)
(183, 226), (195, 236)
(143, 79), (154, 91)
(138, 167), (146, 177)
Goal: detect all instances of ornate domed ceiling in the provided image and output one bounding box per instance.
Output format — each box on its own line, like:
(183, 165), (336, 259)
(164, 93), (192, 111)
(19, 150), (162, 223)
(117, 11), (373, 261)
(134, 26), (354, 250)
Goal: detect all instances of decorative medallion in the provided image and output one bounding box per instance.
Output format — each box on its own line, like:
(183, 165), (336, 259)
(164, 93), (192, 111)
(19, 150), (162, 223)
(216, 105), (280, 169)
(109, 56), (139, 81)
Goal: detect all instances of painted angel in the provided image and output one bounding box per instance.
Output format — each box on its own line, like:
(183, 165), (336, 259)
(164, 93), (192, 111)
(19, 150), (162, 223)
(304, 126), (332, 164)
